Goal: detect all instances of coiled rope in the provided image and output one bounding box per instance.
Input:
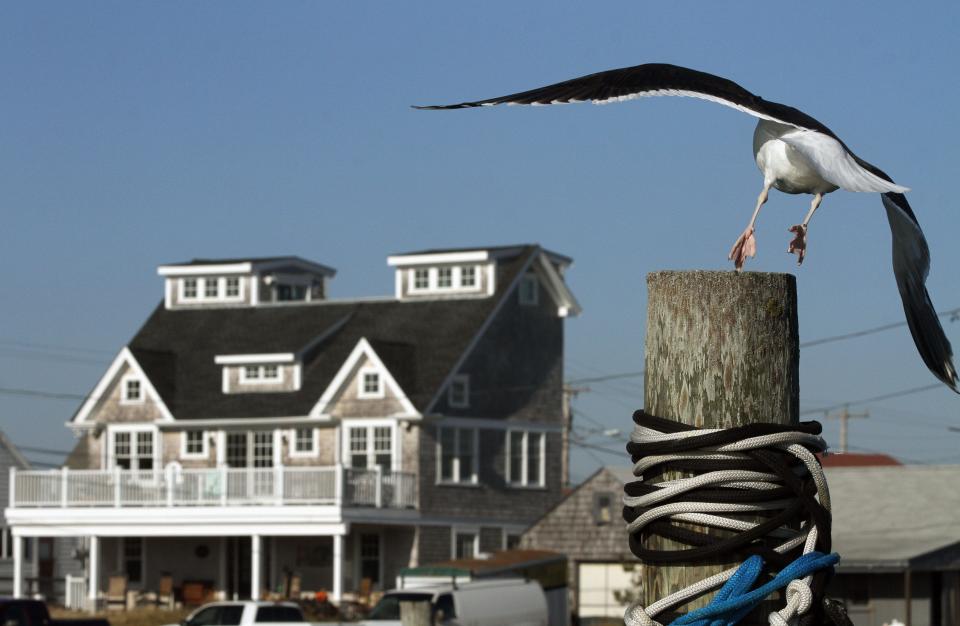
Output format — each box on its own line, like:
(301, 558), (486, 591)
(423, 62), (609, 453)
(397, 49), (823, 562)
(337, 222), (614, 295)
(622, 411), (850, 626)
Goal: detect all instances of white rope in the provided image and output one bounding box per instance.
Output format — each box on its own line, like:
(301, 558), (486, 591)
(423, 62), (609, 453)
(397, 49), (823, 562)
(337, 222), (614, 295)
(622, 423), (830, 626)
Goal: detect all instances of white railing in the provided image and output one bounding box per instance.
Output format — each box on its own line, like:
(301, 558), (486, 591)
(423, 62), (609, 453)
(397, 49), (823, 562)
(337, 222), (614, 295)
(64, 574), (88, 611)
(9, 466), (416, 510)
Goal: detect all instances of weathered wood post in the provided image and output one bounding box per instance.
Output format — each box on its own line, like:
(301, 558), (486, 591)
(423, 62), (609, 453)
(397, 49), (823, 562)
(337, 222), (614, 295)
(641, 271), (799, 621)
(400, 599), (432, 626)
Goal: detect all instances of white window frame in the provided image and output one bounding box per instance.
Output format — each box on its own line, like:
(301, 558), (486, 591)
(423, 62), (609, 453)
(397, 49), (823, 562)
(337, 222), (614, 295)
(179, 276), (245, 303)
(407, 265), (484, 294)
(180, 430), (208, 459)
(357, 366), (384, 399)
(108, 425), (159, 471)
(341, 419), (399, 471)
(120, 374), (144, 405)
(289, 427), (319, 458)
(519, 274), (539, 306)
(505, 429), (546, 488)
(448, 374), (470, 409)
(451, 527), (480, 560)
(239, 364), (285, 384)
(436, 426), (478, 485)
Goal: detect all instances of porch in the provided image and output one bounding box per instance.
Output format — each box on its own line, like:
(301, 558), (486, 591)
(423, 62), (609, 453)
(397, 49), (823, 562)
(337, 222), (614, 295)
(9, 465), (416, 509)
(6, 527), (415, 609)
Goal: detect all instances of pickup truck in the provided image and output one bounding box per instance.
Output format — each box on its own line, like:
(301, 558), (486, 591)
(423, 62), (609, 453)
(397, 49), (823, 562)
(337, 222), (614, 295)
(164, 601), (311, 626)
(0, 598), (110, 626)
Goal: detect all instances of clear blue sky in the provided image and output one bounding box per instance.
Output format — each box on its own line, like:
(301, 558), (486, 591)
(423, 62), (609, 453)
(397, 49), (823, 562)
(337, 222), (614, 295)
(2, 1), (959, 482)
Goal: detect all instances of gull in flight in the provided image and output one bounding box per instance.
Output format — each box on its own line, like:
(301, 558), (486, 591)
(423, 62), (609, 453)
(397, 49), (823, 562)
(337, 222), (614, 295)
(415, 63), (957, 392)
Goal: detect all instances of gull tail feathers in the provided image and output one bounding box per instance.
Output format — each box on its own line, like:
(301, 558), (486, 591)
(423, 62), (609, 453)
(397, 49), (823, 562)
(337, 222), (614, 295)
(883, 193), (958, 392)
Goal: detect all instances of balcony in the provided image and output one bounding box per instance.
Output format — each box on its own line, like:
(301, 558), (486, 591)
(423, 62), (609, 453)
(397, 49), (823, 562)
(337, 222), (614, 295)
(9, 466), (416, 510)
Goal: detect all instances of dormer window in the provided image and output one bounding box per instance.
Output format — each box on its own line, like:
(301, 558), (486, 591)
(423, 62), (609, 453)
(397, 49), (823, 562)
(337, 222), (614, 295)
(183, 278), (198, 299)
(121, 375), (143, 404)
(359, 366), (384, 399)
(406, 265), (483, 295)
(413, 269), (430, 291)
(205, 279), (219, 298)
(240, 364), (283, 384)
(461, 266), (476, 287)
(438, 267), (453, 288)
(226, 277), (240, 297)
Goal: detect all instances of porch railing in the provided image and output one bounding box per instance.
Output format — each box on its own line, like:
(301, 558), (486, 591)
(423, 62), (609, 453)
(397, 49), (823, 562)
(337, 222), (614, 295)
(9, 466), (416, 509)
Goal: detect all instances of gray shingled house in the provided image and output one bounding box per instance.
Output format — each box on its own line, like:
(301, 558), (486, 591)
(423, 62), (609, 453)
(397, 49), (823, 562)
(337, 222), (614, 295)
(521, 466), (638, 626)
(1, 430), (35, 597)
(5, 245), (580, 607)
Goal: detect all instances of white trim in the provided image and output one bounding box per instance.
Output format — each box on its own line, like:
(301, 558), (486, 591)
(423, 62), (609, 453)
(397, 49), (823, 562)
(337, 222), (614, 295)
(293, 364), (302, 391)
(451, 526), (481, 559)
(354, 529), (385, 591)
(341, 418), (399, 471)
(107, 424), (160, 471)
(424, 250), (540, 413)
(238, 364), (285, 385)
(180, 430), (209, 460)
(289, 427), (319, 458)
(434, 416), (562, 432)
(158, 263), (253, 276)
(447, 374), (470, 409)
(404, 264), (485, 296)
(222, 367), (230, 394)
(357, 365), (385, 399)
(534, 253), (582, 317)
(387, 251), (490, 266)
(435, 426), (478, 485)
(164, 279), (174, 309)
(505, 429), (546, 488)
(120, 374), (145, 405)
(72, 347), (175, 424)
(309, 338), (420, 419)
(215, 353), (296, 365)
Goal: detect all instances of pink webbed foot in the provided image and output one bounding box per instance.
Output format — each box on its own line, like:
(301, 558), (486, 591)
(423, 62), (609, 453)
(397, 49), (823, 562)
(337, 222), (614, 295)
(788, 224), (808, 265)
(728, 227), (757, 271)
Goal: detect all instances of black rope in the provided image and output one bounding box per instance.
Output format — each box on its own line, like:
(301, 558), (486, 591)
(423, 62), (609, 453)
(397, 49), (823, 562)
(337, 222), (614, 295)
(623, 410), (852, 626)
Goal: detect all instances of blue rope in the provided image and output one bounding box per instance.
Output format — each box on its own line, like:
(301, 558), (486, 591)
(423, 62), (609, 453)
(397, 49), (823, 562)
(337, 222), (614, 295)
(668, 551), (840, 626)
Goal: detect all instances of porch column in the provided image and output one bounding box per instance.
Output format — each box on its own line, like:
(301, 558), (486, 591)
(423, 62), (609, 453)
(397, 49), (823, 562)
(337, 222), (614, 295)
(12, 532), (22, 598)
(250, 534), (261, 600)
(88, 535), (99, 609)
(332, 533), (343, 603)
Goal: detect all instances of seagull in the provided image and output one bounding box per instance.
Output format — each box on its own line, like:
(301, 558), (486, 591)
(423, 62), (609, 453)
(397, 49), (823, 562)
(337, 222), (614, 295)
(414, 62), (958, 392)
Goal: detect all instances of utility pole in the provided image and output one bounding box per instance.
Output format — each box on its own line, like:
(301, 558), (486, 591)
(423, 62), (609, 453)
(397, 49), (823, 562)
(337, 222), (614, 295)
(826, 404), (869, 453)
(561, 384), (589, 489)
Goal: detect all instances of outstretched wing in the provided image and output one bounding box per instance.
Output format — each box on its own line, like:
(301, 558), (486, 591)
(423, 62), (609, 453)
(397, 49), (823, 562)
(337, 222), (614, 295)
(414, 62), (836, 135)
(415, 62), (909, 195)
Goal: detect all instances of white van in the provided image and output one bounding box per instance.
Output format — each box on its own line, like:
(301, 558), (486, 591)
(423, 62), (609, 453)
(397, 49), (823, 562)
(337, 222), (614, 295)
(360, 578), (548, 626)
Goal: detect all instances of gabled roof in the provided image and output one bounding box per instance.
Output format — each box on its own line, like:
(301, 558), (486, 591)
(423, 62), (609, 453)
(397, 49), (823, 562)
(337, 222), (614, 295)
(118, 247), (538, 420)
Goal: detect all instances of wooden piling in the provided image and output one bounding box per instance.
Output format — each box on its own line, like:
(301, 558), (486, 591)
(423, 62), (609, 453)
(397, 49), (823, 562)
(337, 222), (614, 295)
(641, 271), (799, 620)
(400, 599), (432, 626)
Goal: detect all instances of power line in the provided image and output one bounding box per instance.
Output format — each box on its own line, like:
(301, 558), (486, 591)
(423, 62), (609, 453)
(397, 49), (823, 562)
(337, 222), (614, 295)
(800, 383), (944, 416)
(800, 307), (960, 348)
(567, 371), (644, 384)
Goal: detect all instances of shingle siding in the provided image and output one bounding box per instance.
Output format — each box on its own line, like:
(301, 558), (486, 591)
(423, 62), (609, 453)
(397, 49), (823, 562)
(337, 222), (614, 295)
(418, 526), (452, 565)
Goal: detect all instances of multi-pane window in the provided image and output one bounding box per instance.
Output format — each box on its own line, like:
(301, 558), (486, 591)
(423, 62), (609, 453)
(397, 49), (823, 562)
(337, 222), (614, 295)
(123, 378), (142, 403)
(183, 431), (206, 457)
(359, 534), (381, 584)
(506, 534), (522, 550)
(448, 375), (469, 408)
(413, 268), (429, 290)
(359, 368), (382, 398)
(113, 430), (155, 471)
(454, 531), (477, 559)
(225, 277), (241, 298)
(507, 430), (544, 487)
(460, 266), (476, 287)
(350, 428), (368, 469)
(183, 278), (198, 299)
(347, 425), (394, 471)
(437, 427), (477, 484)
(294, 428), (315, 454)
(240, 364), (282, 383)
(123, 538), (144, 584)
(594, 492), (615, 525)
(519, 274), (539, 305)
(437, 267), (453, 288)
(204, 278), (219, 298)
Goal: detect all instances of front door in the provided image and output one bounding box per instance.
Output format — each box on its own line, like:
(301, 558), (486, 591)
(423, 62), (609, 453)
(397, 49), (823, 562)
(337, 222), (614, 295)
(38, 538), (55, 598)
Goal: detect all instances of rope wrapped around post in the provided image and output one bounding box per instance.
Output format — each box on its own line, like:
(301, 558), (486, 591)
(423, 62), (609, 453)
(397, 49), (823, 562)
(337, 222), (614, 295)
(622, 411), (852, 626)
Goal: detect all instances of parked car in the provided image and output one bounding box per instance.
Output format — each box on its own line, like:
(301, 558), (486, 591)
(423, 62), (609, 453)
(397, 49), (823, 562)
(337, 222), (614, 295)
(164, 601), (311, 626)
(0, 598), (110, 626)
(360, 579), (548, 626)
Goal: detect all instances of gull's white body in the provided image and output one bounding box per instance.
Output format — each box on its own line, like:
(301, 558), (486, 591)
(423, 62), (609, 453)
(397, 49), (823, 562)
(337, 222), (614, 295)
(753, 121), (839, 196)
